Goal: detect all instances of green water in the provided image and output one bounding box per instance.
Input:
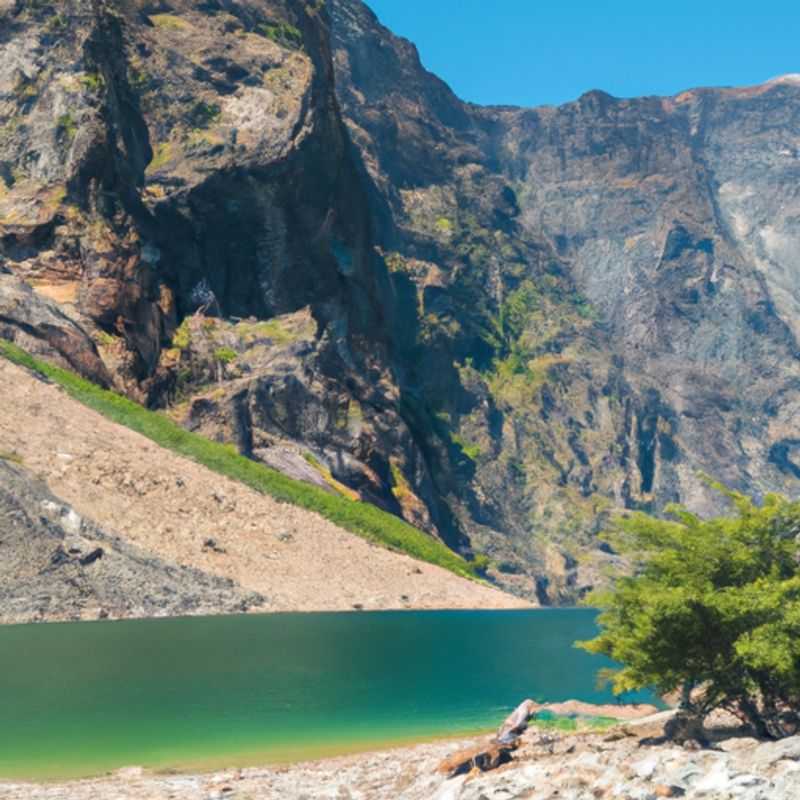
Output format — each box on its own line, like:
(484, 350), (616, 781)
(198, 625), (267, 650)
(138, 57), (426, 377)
(0, 609), (651, 780)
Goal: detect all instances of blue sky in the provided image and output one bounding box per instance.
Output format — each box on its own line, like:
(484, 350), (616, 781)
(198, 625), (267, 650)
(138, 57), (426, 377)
(365, 0), (800, 108)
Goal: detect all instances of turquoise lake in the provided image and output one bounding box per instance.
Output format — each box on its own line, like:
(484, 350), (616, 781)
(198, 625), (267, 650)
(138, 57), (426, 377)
(0, 609), (652, 780)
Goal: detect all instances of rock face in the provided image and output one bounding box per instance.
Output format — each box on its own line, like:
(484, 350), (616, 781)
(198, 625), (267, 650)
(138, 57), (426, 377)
(330, 2), (800, 600)
(0, 0), (464, 551)
(3, 0), (800, 602)
(0, 460), (265, 623)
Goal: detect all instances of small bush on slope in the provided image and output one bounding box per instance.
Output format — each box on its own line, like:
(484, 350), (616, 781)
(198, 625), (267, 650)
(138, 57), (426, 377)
(0, 341), (480, 581)
(578, 481), (800, 739)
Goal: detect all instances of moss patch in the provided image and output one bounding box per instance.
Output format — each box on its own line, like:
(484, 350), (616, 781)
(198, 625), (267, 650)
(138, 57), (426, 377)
(303, 453), (360, 501)
(56, 113), (77, 142)
(146, 142), (174, 174)
(255, 21), (303, 49)
(149, 13), (191, 30)
(237, 318), (301, 346)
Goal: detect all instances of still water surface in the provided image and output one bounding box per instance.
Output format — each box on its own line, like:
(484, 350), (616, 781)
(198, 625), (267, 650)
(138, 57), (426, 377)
(0, 609), (651, 780)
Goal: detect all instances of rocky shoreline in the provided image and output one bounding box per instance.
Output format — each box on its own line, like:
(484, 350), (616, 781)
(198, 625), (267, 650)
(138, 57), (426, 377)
(3, 705), (799, 799)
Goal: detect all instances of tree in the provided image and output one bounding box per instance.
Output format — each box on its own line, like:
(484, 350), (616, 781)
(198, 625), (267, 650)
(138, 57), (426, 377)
(213, 347), (237, 383)
(578, 482), (800, 740)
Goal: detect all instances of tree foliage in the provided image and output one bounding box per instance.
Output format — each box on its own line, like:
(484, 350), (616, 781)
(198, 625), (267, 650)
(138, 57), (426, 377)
(578, 482), (800, 739)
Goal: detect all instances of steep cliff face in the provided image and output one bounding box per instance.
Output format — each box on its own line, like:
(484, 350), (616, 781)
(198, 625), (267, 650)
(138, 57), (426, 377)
(330, 1), (800, 600)
(3, 0), (800, 604)
(0, 0), (463, 549)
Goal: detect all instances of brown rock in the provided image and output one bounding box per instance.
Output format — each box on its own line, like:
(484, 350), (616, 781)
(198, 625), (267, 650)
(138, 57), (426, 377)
(654, 785), (686, 798)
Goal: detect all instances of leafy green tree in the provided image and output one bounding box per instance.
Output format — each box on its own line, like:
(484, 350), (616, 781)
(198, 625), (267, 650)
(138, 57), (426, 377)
(578, 482), (800, 739)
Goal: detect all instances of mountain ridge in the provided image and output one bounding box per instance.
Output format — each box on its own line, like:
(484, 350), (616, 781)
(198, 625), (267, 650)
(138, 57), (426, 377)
(1, 0), (799, 603)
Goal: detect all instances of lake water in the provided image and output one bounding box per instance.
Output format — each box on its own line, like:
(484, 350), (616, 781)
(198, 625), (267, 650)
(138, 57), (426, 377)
(0, 609), (652, 780)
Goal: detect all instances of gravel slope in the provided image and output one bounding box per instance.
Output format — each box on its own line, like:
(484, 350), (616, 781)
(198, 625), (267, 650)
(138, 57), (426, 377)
(0, 460), (265, 624)
(0, 360), (530, 617)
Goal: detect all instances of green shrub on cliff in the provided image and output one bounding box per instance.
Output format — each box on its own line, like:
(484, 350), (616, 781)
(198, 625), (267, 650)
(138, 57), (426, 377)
(578, 482), (800, 739)
(256, 21), (303, 49)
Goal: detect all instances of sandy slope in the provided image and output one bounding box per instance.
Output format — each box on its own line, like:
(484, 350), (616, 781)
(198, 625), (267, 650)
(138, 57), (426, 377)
(0, 360), (530, 615)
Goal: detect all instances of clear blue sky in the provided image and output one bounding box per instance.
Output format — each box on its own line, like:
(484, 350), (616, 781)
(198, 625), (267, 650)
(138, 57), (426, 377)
(365, 0), (800, 107)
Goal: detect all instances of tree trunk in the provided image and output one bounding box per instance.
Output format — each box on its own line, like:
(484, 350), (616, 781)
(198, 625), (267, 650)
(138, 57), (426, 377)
(664, 709), (708, 746)
(736, 697), (775, 740)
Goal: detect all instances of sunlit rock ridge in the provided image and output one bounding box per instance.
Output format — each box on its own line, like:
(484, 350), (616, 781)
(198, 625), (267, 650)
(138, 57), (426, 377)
(1, 0), (799, 603)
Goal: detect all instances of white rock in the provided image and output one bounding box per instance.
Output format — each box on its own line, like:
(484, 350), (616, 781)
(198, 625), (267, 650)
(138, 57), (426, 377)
(432, 775), (467, 800)
(747, 736), (800, 771)
(114, 766), (144, 778)
(61, 508), (83, 535)
(632, 754), (660, 779)
(719, 737), (761, 753)
(694, 759), (732, 793)
(39, 500), (63, 516)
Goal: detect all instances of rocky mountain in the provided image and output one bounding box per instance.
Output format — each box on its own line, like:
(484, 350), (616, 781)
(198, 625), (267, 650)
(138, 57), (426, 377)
(2, 0), (799, 603)
(330, 4), (800, 599)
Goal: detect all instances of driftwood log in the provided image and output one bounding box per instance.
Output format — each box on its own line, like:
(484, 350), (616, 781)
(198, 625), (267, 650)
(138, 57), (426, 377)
(497, 698), (538, 743)
(437, 699), (535, 777)
(437, 739), (519, 778)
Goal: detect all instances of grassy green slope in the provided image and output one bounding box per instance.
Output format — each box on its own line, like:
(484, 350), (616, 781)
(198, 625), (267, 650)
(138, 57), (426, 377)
(0, 341), (480, 580)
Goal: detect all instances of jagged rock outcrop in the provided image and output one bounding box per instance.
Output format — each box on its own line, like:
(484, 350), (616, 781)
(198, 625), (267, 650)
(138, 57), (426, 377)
(0, 459), (265, 623)
(0, 270), (110, 382)
(3, 0), (800, 603)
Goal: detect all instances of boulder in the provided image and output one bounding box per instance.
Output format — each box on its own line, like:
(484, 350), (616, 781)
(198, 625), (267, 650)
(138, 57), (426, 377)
(0, 273), (111, 386)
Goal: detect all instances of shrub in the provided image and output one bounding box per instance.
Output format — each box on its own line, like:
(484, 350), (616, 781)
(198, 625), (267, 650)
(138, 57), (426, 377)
(255, 21), (303, 49)
(213, 347), (237, 365)
(79, 72), (104, 93)
(578, 481), (800, 739)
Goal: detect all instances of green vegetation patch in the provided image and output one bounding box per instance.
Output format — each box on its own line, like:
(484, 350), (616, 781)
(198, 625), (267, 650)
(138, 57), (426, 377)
(149, 13), (190, 30)
(213, 347), (237, 365)
(237, 318), (301, 346)
(147, 142), (174, 174)
(56, 113), (77, 143)
(0, 340), (480, 581)
(79, 72), (104, 93)
(451, 433), (482, 463)
(531, 711), (619, 733)
(255, 21), (303, 49)
(434, 217), (453, 235)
